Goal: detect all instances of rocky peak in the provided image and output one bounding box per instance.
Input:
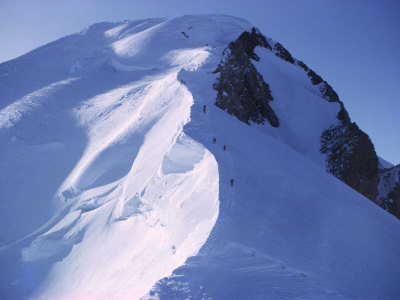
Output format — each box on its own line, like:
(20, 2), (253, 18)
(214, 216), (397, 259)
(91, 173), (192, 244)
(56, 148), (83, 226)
(272, 42), (295, 64)
(213, 28), (279, 127)
(228, 27), (272, 61)
(213, 27), (394, 219)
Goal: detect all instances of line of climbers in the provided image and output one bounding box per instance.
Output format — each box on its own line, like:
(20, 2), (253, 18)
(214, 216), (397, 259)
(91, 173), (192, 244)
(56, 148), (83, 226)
(205, 104), (234, 187)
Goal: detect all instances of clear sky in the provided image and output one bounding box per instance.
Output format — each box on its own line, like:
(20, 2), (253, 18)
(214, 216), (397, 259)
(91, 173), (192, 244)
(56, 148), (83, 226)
(0, 0), (399, 164)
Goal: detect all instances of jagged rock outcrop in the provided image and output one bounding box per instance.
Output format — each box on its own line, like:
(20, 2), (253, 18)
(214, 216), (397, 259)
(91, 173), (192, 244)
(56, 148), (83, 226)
(320, 122), (379, 201)
(271, 41), (340, 104)
(295, 60), (309, 72)
(262, 36), (383, 209)
(306, 69), (340, 103)
(272, 41), (381, 205)
(273, 42), (295, 64)
(310, 72), (379, 202)
(270, 36), (381, 206)
(377, 165), (400, 219)
(214, 29), (393, 218)
(213, 28), (279, 127)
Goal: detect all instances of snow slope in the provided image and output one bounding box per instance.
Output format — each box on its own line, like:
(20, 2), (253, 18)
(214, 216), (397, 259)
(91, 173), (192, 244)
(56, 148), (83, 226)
(1, 15), (399, 299)
(150, 65), (400, 299)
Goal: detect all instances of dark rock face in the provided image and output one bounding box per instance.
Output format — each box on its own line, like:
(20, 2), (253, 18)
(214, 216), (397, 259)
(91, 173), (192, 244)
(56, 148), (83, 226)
(293, 48), (381, 206)
(296, 60), (309, 72)
(321, 122), (379, 201)
(213, 28), (279, 127)
(377, 165), (400, 219)
(307, 69), (340, 103)
(319, 82), (340, 103)
(308, 69), (323, 85)
(313, 63), (380, 204)
(273, 42), (295, 64)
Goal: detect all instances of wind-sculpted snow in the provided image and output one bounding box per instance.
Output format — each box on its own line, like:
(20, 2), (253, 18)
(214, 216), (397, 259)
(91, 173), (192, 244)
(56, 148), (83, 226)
(0, 15), (251, 299)
(0, 14), (399, 300)
(0, 78), (78, 129)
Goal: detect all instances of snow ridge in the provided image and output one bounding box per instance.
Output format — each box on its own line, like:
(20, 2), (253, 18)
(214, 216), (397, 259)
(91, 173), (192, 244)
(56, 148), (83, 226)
(1, 15), (243, 299)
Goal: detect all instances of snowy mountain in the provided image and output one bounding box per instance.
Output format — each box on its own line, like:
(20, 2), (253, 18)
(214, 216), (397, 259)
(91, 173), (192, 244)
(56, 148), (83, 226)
(0, 15), (399, 299)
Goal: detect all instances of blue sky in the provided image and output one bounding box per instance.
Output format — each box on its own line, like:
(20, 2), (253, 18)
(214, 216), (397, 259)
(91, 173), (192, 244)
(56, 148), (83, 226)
(0, 0), (399, 164)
